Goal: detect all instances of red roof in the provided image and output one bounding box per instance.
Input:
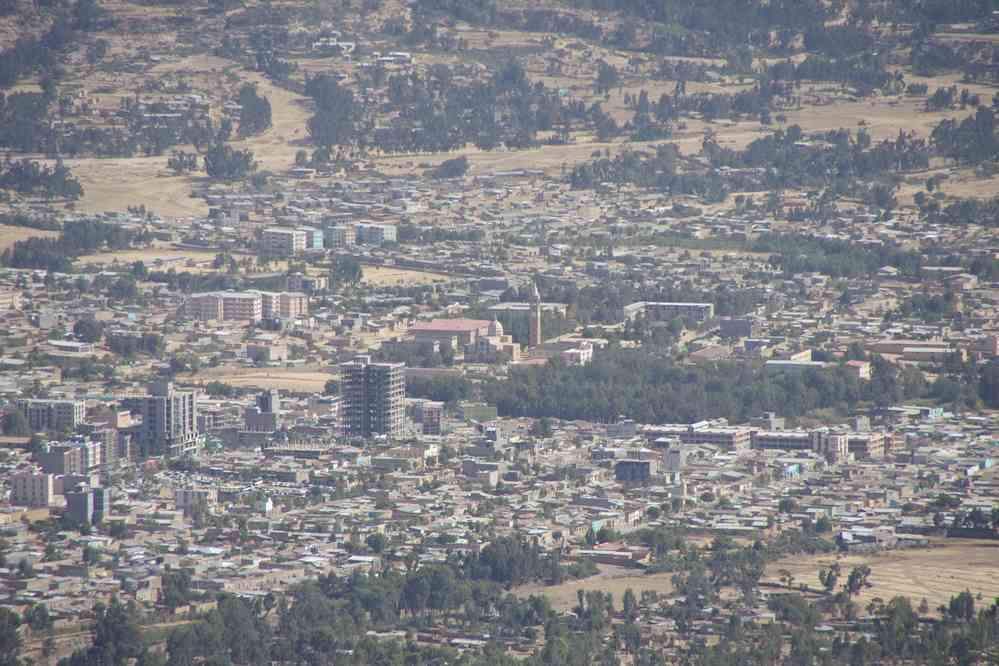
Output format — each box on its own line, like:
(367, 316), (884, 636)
(410, 319), (491, 332)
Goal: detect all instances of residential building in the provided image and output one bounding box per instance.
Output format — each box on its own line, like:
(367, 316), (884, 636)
(15, 398), (87, 432)
(132, 382), (199, 458)
(355, 223), (397, 245)
(340, 356), (405, 438)
(261, 227), (307, 256)
(10, 471), (54, 507)
(623, 302), (715, 323)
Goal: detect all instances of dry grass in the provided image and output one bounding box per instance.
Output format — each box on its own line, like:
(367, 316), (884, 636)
(361, 266), (451, 286)
(765, 540), (999, 615)
(182, 367), (336, 392)
(517, 565), (674, 611)
(0, 224), (58, 252)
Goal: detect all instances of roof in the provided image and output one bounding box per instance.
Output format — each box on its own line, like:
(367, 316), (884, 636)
(410, 319), (490, 333)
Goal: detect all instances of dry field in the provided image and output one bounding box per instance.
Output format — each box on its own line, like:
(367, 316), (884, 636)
(517, 565), (675, 611)
(76, 245), (289, 274)
(181, 367), (336, 393)
(0, 224), (58, 252)
(764, 540), (999, 614)
(361, 266), (451, 286)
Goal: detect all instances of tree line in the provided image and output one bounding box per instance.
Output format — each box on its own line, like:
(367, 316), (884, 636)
(1, 218), (143, 272)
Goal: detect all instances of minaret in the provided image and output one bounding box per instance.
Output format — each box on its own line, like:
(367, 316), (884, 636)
(529, 280), (542, 348)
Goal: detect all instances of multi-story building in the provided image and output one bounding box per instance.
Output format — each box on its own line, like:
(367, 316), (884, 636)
(623, 302), (715, 323)
(65, 486), (108, 524)
(15, 398), (86, 432)
(175, 486), (218, 515)
(259, 291), (309, 319)
(186, 293), (224, 320)
(324, 225), (355, 249)
(261, 227), (307, 256)
(355, 223), (397, 245)
(680, 426), (752, 451)
(300, 226), (325, 250)
(0, 289), (23, 310)
(131, 382), (199, 458)
(719, 317), (764, 339)
(188, 292), (262, 322)
(286, 273), (329, 293)
(340, 356), (405, 439)
(189, 290), (309, 322)
(222, 292), (263, 321)
(10, 471), (54, 507)
(37, 445), (84, 475)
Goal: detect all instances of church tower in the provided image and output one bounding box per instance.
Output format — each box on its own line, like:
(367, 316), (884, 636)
(529, 280), (542, 348)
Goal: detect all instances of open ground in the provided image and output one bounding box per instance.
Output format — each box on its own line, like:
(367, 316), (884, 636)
(0, 224), (58, 252)
(764, 539), (999, 615)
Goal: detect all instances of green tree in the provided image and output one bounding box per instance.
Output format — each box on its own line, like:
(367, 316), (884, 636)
(0, 608), (21, 666)
(73, 316), (104, 342)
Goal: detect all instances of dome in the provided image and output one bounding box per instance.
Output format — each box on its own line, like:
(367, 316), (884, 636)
(488, 318), (504, 336)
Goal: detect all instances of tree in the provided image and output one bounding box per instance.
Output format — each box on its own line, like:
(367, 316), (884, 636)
(431, 156), (469, 179)
(818, 563), (840, 593)
(622, 588), (638, 622)
(237, 84), (272, 137)
(73, 316), (104, 342)
(365, 533), (386, 554)
(24, 604), (51, 633)
(204, 143), (257, 180)
(778, 497), (798, 513)
(845, 565), (871, 597)
(0, 608), (21, 666)
(167, 151), (198, 175)
(595, 61), (620, 95)
(59, 599), (143, 666)
(530, 417), (554, 439)
(332, 255), (363, 285)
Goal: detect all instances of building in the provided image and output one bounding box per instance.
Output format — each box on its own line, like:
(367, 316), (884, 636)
(245, 389), (281, 432)
(37, 445), (84, 475)
(410, 319), (492, 347)
(10, 471), (54, 507)
(260, 291), (309, 319)
(355, 223), (397, 245)
(0, 289), (23, 310)
(465, 319), (522, 363)
(132, 382), (199, 458)
(14, 398), (86, 432)
(487, 302), (568, 331)
(411, 400), (444, 436)
(188, 291), (307, 322)
(261, 227), (308, 256)
(188, 292), (262, 322)
(615, 459), (660, 484)
(340, 356), (405, 439)
(845, 360), (872, 381)
(680, 426), (752, 451)
(65, 487), (94, 524)
(286, 273), (329, 293)
(323, 225), (355, 249)
(719, 318), (763, 339)
(623, 302), (715, 323)
(175, 486), (218, 515)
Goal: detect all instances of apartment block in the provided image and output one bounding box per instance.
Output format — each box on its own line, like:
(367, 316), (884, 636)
(10, 471), (54, 507)
(623, 301), (715, 323)
(261, 227), (307, 256)
(340, 356), (405, 439)
(355, 223), (397, 245)
(324, 225), (355, 249)
(132, 382), (199, 458)
(15, 398), (86, 432)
